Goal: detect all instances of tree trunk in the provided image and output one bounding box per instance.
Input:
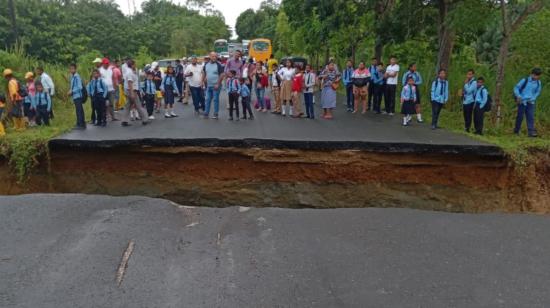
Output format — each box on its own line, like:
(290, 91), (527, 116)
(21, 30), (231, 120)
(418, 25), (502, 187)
(494, 0), (509, 125)
(436, 0), (454, 72)
(374, 39), (383, 62)
(7, 0), (17, 47)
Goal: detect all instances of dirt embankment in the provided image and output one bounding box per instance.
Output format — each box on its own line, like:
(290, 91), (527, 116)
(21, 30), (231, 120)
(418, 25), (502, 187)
(0, 146), (548, 213)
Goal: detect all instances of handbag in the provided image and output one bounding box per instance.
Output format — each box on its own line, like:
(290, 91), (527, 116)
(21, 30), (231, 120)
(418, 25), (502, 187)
(331, 81), (339, 91)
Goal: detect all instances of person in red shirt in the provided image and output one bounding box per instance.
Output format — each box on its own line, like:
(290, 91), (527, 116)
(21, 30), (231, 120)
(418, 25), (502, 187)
(291, 66), (305, 118)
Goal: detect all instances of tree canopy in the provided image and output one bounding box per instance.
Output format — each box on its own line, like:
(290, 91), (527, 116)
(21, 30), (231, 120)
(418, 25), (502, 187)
(0, 0), (231, 63)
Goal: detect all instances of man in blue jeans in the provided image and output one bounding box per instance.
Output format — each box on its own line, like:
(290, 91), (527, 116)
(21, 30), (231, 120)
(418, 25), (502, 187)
(514, 68), (543, 137)
(202, 52), (225, 119)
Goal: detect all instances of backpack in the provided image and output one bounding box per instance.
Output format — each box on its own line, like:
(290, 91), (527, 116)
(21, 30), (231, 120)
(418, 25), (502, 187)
(17, 81), (28, 97)
(81, 80), (88, 103)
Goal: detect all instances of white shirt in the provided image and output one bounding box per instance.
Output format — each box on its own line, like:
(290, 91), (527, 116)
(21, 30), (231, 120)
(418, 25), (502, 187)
(386, 64), (400, 85)
(304, 72), (316, 93)
(124, 70), (139, 92)
(278, 67), (296, 81)
(40, 72), (55, 96)
(271, 71), (280, 86)
(99, 67), (114, 92)
(185, 64), (204, 88)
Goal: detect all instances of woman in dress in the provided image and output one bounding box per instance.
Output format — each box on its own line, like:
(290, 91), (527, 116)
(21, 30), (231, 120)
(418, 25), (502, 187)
(278, 59), (296, 116)
(319, 62), (341, 119)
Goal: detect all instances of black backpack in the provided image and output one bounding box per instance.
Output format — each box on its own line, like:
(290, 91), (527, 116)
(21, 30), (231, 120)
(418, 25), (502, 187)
(81, 80), (88, 103)
(484, 92), (492, 112)
(17, 81), (28, 97)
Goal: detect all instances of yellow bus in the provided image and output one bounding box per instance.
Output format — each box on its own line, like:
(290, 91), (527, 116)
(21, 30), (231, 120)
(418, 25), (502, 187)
(248, 38), (272, 63)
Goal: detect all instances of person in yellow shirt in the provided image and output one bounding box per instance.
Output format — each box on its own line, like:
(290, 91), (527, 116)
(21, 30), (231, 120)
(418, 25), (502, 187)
(3, 68), (25, 131)
(267, 54), (278, 76)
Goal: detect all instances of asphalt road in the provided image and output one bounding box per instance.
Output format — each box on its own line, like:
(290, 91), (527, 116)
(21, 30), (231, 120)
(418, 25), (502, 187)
(1, 194), (549, 307)
(52, 91), (500, 155)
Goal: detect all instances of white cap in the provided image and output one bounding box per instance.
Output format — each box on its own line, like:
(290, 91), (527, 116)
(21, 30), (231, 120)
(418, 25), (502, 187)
(151, 61), (159, 68)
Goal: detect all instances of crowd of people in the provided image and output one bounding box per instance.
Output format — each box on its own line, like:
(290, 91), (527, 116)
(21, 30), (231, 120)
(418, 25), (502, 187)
(0, 50), (544, 137)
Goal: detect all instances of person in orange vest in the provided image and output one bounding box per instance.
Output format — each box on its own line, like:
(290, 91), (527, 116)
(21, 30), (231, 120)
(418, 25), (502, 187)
(3, 68), (26, 131)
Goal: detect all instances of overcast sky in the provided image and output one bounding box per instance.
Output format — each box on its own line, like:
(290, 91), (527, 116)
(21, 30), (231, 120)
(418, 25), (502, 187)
(115, 0), (265, 37)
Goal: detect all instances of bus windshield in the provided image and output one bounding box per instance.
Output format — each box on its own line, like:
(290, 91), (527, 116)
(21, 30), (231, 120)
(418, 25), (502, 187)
(253, 41), (270, 51)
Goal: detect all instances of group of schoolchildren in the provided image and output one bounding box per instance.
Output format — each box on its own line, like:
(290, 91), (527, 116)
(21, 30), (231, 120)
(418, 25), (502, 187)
(1, 68), (55, 134)
(339, 56), (543, 136)
(0, 54), (543, 138)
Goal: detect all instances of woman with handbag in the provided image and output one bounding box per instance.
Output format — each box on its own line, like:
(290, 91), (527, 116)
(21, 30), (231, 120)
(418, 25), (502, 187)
(319, 62), (341, 119)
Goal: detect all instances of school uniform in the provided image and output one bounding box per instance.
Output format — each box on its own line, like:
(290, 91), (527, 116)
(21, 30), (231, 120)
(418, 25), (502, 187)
(31, 91), (52, 126)
(69, 73), (86, 128)
(473, 85), (488, 135)
(226, 77), (241, 120)
(384, 64), (400, 114)
(513, 77), (542, 136)
(343, 67), (355, 111)
(402, 70), (423, 105)
(462, 77), (477, 132)
(160, 75), (180, 107)
(401, 84), (417, 116)
(430, 78), (449, 129)
(367, 64), (377, 110)
(142, 79), (157, 116)
(87, 78), (108, 126)
(371, 69), (384, 113)
(303, 71), (316, 119)
(240, 83), (253, 119)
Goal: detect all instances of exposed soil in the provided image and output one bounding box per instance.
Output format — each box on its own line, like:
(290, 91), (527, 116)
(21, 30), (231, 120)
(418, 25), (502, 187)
(0, 146), (548, 213)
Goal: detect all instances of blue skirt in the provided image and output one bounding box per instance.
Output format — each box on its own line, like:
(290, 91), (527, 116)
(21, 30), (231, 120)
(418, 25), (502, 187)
(321, 86), (337, 109)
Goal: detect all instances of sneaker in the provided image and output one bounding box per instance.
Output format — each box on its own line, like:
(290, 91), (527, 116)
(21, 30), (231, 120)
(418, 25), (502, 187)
(528, 132), (538, 138)
(389, 113), (395, 116)
(148, 115), (155, 120)
(382, 111), (387, 115)
(165, 113), (172, 118)
(170, 112), (178, 117)
(211, 114), (219, 120)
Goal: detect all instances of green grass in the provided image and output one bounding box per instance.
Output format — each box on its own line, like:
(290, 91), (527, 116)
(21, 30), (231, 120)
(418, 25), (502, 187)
(1, 100), (75, 181)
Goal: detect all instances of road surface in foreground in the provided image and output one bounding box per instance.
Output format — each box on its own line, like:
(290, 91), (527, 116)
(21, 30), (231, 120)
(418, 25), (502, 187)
(1, 194), (549, 307)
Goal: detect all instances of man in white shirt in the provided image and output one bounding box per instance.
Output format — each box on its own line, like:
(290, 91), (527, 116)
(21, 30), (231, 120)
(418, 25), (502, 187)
(99, 58), (119, 121)
(384, 56), (400, 115)
(304, 64), (317, 119)
(35, 67), (55, 118)
(184, 57), (205, 113)
(121, 59), (149, 127)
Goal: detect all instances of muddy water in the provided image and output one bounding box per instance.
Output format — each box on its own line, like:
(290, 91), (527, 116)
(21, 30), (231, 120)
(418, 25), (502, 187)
(1, 146), (548, 213)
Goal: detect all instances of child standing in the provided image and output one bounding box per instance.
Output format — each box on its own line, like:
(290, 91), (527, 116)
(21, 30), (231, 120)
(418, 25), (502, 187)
(161, 66), (181, 118)
(303, 64), (316, 119)
(142, 71), (157, 120)
(462, 69), (477, 132)
(513, 68), (543, 137)
(371, 63), (385, 114)
(24, 72), (36, 127)
(473, 77), (489, 135)
(430, 69), (449, 130)
(402, 63), (424, 122)
(32, 82), (52, 126)
(291, 67), (305, 118)
(87, 69), (108, 126)
(401, 76), (417, 126)
(240, 78), (254, 120)
(226, 70), (241, 121)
